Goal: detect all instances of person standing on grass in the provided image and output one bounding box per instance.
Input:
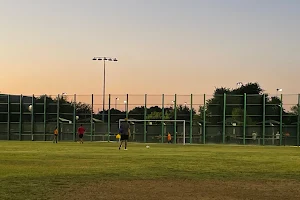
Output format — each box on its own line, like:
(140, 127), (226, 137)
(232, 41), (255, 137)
(116, 133), (121, 143)
(167, 132), (172, 144)
(252, 131), (257, 145)
(276, 132), (280, 146)
(53, 127), (58, 143)
(119, 118), (130, 150)
(78, 124), (85, 144)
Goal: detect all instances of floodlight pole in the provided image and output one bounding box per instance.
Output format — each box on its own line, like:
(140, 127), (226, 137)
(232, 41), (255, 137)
(124, 101), (127, 112)
(103, 59), (106, 121)
(276, 88), (283, 96)
(93, 57), (118, 122)
(115, 97), (119, 109)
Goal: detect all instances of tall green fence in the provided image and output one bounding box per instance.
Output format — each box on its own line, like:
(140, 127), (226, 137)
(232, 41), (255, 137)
(0, 93), (299, 146)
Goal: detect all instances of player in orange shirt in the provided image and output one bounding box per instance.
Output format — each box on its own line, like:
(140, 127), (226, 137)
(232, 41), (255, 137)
(167, 133), (172, 144)
(53, 127), (58, 143)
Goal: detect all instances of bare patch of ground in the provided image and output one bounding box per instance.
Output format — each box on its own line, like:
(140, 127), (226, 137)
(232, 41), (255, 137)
(56, 179), (300, 200)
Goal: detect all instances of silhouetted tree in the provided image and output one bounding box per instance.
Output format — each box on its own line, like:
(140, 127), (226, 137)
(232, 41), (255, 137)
(0, 82), (299, 126)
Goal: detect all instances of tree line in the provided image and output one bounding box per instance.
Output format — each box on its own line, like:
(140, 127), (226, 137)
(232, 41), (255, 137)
(0, 82), (299, 125)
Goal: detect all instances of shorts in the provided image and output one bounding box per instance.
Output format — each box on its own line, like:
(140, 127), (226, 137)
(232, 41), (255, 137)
(121, 134), (129, 141)
(79, 134), (84, 139)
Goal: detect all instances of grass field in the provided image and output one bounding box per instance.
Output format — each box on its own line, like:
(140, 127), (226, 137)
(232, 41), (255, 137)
(1, 141), (300, 200)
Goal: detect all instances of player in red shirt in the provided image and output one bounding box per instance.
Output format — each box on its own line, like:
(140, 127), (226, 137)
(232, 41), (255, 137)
(78, 124), (85, 144)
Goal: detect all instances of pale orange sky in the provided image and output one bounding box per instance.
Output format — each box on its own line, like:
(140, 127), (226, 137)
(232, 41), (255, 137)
(1, 0), (300, 108)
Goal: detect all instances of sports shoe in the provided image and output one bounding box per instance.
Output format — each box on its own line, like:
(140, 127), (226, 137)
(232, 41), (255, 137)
(124, 148), (128, 151)
(119, 145), (121, 150)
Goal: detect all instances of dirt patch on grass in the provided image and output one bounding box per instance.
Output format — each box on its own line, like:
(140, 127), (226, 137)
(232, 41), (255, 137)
(56, 179), (300, 200)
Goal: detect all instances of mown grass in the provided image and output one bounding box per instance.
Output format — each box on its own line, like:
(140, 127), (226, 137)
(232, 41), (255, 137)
(1, 141), (300, 199)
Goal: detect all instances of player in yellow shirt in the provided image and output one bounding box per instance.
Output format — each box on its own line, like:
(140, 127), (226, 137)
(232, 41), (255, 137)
(53, 127), (58, 143)
(116, 133), (121, 143)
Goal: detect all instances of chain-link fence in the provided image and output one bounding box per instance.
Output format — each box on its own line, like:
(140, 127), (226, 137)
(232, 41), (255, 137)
(0, 93), (299, 145)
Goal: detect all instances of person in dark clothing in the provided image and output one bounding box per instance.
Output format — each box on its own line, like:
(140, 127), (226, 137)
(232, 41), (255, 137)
(119, 118), (130, 150)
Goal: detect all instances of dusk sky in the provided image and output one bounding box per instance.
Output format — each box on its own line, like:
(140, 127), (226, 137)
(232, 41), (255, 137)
(1, 0), (300, 106)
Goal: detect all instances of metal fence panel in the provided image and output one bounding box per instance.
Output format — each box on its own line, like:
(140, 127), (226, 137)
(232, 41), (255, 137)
(0, 93), (299, 146)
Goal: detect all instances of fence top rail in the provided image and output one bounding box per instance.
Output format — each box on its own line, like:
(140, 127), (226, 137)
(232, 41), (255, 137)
(119, 119), (186, 122)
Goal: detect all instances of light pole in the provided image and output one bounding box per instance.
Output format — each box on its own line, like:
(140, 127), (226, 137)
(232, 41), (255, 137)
(124, 100), (127, 112)
(93, 57), (118, 122)
(28, 104), (33, 141)
(115, 97), (119, 109)
(276, 88), (283, 96)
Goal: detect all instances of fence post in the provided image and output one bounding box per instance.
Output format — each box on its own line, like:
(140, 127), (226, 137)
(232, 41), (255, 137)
(19, 95), (22, 141)
(203, 94), (206, 144)
(174, 94), (177, 144)
(243, 93), (247, 145)
(91, 94), (94, 142)
(56, 94), (60, 141)
(107, 94), (111, 142)
(31, 94), (35, 141)
(280, 94), (283, 146)
(7, 95), (10, 140)
(297, 94), (300, 147)
(262, 94), (266, 145)
(161, 94), (165, 143)
(222, 93), (226, 144)
(43, 95), (47, 141)
(126, 94), (129, 119)
(190, 94), (193, 144)
(73, 94), (76, 142)
(144, 94), (147, 143)
(102, 94), (105, 123)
